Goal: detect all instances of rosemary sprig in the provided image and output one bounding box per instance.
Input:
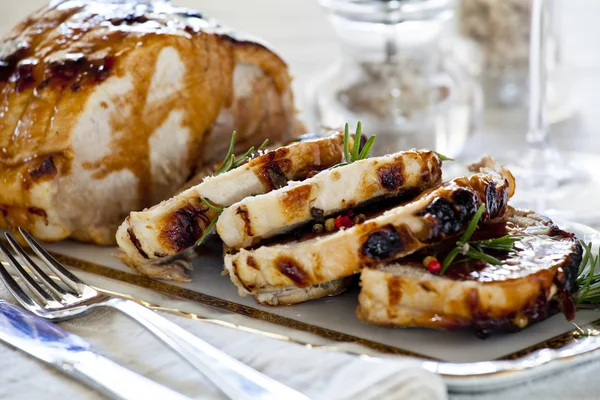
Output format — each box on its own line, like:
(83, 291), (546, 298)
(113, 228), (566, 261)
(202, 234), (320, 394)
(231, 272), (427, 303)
(439, 204), (523, 274)
(575, 241), (600, 305)
(258, 138), (269, 152)
(434, 151), (454, 161)
(195, 197), (225, 246)
(196, 130), (264, 245)
(214, 132), (263, 176)
(200, 197), (224, 212)
(195, 213), (219, 247)
(331, 122), (376, 169)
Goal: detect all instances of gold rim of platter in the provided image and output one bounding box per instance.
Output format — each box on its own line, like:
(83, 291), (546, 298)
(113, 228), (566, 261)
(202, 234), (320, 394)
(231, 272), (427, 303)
(32, 247), (600, 362)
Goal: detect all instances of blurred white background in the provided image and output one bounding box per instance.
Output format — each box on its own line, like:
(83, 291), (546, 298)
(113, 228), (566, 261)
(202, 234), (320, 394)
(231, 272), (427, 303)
(1, 0), (599, 157)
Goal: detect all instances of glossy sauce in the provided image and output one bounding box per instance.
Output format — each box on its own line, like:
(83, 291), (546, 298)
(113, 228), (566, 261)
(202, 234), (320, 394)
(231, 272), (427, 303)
(0, 0), (290, 214)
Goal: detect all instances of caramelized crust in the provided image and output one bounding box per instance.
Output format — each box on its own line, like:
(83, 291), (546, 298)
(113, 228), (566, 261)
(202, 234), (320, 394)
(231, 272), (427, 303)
(0, 0), (301, 244)
(224, 171), (515, 303)
(357, 208), (582, 337)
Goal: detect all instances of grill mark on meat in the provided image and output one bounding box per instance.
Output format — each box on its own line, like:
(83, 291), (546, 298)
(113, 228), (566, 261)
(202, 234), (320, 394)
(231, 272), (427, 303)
(232, 259), (253, 293)
(419, 282), (436, 293)
(386, 276), (402, 319)
(276, 256), (308, 286)
(128, 228), (149, 259)
(377, 160), (405, 191)
(27, 207), (46, 218)
(387, 276), (402, 305)
(361, 225), (404, 261)
(236, 205), (253, 237)
(162, 204), (211, 252)
(281, 184), (312, 221)
(29, 156), (57, 181)
(246, 255), (259, 270)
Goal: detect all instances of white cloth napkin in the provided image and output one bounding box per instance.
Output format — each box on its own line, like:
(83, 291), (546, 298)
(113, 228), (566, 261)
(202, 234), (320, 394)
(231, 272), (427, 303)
(0, 283), (447, 400)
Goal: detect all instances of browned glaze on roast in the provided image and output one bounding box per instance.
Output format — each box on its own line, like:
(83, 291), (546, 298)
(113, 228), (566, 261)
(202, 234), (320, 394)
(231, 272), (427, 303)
(28, 155), (58, 182)
(0, 1), (293, 235)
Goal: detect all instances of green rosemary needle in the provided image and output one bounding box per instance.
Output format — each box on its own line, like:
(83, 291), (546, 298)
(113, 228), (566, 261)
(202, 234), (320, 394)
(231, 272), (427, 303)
(214, 132), (262, 176)
(195, 214), (219, 247)
(331, 121), (376, 169)
(195, 197), (225, 246)
(439, 204), (523, 275)
(434, 151), (454, 161)
(575, 241), (600, 305)
(200, 197), (224, 212)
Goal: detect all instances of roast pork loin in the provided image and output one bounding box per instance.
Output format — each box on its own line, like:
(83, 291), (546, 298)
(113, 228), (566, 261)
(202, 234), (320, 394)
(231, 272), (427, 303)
(0, 0), (301, 245)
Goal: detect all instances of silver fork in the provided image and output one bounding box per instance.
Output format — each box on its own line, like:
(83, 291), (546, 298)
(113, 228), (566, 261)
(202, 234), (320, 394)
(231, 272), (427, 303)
(0, 228), (308, 400)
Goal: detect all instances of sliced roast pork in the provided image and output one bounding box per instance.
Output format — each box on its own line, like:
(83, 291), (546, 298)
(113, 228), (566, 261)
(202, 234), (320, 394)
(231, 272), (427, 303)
(357, 208), (582, 337)
(224, 170), (515, 305)
(117, 133), (352, 280)
(217, 150), (443, 249)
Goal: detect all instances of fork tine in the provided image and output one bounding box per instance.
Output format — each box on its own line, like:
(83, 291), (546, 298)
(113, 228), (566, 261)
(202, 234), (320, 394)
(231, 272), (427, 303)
(18, 228), (83, 291)
(0, 242), (54, 304)
(5, 233), (69, 299)
(0, 261), (41, 311)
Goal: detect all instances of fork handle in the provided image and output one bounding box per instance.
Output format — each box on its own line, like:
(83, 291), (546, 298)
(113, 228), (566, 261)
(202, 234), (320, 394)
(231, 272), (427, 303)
(106, 298), (308, 400)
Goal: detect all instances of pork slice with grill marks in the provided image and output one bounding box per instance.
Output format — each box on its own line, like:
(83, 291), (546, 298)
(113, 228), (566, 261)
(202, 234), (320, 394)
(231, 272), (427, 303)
(357, 207), (582, 337)
(0, 0), (301, 245)
(217, 149), (443, 249)
(116, 132), (350, 280)
(224, 170), (515, 305)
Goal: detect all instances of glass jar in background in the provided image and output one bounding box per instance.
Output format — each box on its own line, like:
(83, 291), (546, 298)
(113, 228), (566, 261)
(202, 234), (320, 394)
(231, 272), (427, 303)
(307, 0), (482, 157)
(458, 0), (572, 122)
(458, 0), (533, 107)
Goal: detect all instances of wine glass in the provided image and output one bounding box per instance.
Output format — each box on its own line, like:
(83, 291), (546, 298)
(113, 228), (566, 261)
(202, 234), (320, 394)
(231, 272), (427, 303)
(505, 0), (600, 225)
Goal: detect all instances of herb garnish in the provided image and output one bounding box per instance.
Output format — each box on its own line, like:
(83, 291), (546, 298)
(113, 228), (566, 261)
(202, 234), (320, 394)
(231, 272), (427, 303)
(214, 132), (269, 176)
(196, 132), (268, 245)
(434, 151), (454, 161)
(332, 122), (376, 169)
(440, 204), (523, 274)
(575, 241), (600, 305)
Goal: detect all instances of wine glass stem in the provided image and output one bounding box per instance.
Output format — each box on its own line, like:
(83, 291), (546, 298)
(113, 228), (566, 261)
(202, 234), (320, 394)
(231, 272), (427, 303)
(527, 0), (549, 149)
